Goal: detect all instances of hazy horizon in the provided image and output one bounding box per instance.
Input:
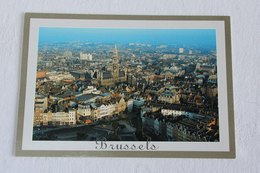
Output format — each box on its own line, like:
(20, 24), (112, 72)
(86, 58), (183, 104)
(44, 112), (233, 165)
(38, 27), (216, 49)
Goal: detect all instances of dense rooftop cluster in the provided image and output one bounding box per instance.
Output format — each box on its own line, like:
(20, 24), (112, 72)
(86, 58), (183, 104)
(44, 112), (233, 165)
(34, 42), (218, 141)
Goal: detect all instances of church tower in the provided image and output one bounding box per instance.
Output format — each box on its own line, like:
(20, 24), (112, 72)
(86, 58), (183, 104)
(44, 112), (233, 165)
(113, 45), (119, 83)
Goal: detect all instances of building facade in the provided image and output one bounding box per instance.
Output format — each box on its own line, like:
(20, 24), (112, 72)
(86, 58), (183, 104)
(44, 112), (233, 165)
(100, 46), (127, 86)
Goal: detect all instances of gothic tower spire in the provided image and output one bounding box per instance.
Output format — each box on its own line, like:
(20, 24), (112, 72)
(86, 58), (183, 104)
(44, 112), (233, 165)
(113, 45), (119, 83)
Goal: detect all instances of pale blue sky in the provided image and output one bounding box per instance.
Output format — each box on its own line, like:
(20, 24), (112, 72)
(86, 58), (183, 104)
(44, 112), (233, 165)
(39, 27), (216, 48)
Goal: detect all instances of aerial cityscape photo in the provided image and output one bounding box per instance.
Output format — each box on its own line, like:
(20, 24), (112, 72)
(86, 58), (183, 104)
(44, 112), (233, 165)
(33, 27), (219, 142)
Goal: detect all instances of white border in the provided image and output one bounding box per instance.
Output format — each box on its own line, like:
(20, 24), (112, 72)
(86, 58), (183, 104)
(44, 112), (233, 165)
(22, 18), (229, 151)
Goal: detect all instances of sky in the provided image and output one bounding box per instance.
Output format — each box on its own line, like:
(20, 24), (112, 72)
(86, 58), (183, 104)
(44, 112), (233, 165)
(38, 27), (216, 48)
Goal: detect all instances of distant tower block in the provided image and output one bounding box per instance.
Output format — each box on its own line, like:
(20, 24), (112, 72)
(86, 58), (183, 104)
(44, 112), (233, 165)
(189, 50), (193, 54)
(179, 48), (184, 54)
(64, 50), (72, 58)
(113, 45), (119, 82)
(80, 52), (93, 60)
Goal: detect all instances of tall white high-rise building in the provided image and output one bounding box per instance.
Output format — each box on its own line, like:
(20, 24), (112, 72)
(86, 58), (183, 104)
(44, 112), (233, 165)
(80, 52), (93, 60)
(179, 48), (184, 54)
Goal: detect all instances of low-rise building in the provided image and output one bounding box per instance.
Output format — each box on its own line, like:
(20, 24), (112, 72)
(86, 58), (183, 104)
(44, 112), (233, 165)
(115, 97), (127, 113)
(158, 91), (180, 104)
(161, 109), (184, 116)
(68, 109), (77, 125)
(77, 104), (91, 120)
(42, 111), (76, 126)
(127, 99), (134, 112)
(90, 103), (100, 120)
(133, 97), (145, 109)
(34, 94), (48, 126)
(98, 104), (111, 118)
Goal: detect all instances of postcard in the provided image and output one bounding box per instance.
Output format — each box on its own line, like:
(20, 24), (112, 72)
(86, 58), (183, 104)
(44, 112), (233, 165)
(16, 13), (235, 158)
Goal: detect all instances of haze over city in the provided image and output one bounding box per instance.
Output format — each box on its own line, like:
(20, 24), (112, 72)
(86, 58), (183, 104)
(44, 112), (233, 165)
(34, 27), (219, 142)
(39, 28), (216, 49)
